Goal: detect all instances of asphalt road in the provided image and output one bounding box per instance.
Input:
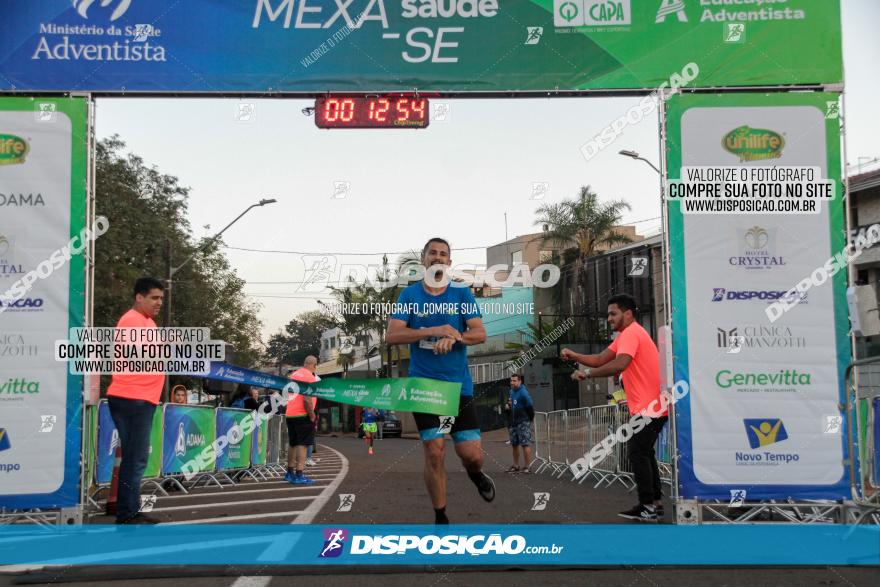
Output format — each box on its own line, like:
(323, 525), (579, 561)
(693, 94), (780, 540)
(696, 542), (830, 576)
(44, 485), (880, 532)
(1, 435), (877, 586)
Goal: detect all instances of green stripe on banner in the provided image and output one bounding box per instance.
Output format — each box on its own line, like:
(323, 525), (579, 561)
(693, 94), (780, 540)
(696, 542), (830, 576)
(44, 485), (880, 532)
(206, 363), (461, 416)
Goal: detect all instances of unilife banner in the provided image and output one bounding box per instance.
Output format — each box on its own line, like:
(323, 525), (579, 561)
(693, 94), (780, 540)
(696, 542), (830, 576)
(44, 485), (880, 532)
(666, 92), (852, 500)
(206, 362), (461, 416)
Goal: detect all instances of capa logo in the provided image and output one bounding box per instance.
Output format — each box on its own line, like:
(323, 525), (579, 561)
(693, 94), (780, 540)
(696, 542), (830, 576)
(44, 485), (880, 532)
(0, 135), (28, 166)
(743, 418), (788, 449)
(73, 0), (132, 22)
(319, 529), (347, 558)
(723, 125), (784, 162)
(585, 1), (631, 25)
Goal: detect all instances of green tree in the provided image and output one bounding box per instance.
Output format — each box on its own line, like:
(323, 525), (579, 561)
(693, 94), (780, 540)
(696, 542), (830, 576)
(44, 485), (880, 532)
(265, 310), (334, 369)
(94, 136), (263, 374)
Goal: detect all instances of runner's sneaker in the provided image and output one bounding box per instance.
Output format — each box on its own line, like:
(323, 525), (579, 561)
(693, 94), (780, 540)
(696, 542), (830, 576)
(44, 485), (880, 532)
(368, 447), (373, 455)
(118, 513), (160, 525)
(469, 472), (496, 502)
(305, 458), (315, 466)
(284, 471), (296, 483)
(293, 472), (315, 485)
(618, 504), (658, 523)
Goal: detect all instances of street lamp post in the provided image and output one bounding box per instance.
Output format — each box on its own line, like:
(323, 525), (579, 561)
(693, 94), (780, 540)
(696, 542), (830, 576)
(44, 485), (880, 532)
(618, 149), (660, 174)
(164, 197), (277, 398)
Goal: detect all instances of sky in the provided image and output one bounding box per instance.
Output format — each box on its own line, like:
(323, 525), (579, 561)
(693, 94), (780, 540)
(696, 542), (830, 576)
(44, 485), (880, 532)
(95, 0), (880, 344)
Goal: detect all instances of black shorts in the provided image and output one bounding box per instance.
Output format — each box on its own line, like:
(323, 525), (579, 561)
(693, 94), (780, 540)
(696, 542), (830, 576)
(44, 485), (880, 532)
(286, 417), (315, 447)
(413, 397), (480, 443)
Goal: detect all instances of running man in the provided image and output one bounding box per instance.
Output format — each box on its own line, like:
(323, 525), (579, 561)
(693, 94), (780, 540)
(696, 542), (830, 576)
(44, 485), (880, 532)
(362, 407), (379, 455)
(562, 293), (666, 522)
(387, 237), (495, 525)
(285, 357), (320, 485)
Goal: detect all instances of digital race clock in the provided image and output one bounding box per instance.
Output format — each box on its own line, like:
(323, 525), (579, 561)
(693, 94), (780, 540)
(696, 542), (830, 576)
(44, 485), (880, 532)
(314, 96), (429, 129)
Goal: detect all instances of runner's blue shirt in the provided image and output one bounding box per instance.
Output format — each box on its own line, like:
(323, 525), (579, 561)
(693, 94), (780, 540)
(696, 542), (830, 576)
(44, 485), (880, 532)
(391, 282), (482, 397)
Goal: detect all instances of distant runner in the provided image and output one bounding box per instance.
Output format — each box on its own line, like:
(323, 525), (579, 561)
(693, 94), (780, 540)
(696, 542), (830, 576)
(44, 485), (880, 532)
(387, 237), (495, 525)
(362, 407), (379, 455)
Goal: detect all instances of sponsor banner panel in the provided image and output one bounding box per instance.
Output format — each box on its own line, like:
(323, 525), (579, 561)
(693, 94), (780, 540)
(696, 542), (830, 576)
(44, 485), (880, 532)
(215, 408), (252, 471)
(0, 525), (877, 566)
(0, 1), (842, 93)
(667, 92), (851, 499)
(161, 404), (216, 475)
(251, 417), (268, 466)
(0, 97), (87, 508)
(95, 401), (162, 484)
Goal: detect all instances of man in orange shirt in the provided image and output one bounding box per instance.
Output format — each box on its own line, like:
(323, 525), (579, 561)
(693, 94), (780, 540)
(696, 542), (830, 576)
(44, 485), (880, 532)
(285, 356), (319, 485)
(106, 277), (166, 524)
(561, 293), (665, 523)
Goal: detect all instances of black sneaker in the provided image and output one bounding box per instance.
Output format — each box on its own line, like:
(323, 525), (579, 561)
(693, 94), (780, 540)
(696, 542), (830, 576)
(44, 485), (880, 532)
(618, 504), (658, 523)
(118, 513), (160, 525)
(472, 472), (496, 502)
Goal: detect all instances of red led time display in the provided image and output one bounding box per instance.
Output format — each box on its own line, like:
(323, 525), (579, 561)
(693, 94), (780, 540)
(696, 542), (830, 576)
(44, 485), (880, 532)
(315, 96), (429, 129)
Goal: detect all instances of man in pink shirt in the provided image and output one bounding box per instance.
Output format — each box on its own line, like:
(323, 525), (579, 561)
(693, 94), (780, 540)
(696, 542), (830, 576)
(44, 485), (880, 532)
(106, 277), (166, 524)
(561, 293), (665, 523)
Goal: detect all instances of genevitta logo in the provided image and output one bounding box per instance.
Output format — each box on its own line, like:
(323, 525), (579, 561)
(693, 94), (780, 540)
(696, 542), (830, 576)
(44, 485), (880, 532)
(730, 226), (785, 270)
(716, 368), (811, 393)
(319, 528), (347, 558)
(710, 288), (806, 305)
(73, 0), (133, 22)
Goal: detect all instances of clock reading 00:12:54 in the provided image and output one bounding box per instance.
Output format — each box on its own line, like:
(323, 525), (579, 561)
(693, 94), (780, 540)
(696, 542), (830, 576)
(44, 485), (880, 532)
(315, 96), (430, 129)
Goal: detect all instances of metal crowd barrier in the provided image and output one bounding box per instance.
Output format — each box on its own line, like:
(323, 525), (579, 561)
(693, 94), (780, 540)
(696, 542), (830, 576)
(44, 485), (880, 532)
(86, 400), (290, 513)
(534, 403), (674, 491)
(530, 412), (549, 472)
(845, 357), (880, 522)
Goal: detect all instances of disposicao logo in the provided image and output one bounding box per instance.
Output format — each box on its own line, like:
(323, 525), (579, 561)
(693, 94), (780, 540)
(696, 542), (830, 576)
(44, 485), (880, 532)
(0, 135), (28, 166)
(723, 126), (784, 162)
(319, 529), (348, 558)
(743, 418), (788, 449)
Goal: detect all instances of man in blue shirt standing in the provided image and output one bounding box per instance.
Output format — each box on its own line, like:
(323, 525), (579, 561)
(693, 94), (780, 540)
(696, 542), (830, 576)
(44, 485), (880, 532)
(387, 237), (495, 524)
(506, 374), (535, 473)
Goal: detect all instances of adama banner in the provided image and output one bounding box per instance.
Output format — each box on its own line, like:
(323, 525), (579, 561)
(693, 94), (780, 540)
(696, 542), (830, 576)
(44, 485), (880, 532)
(0, 1), (842, 94)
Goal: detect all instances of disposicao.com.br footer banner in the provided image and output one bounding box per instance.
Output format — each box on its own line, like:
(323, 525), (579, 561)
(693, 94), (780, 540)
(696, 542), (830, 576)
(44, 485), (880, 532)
(0, 525), (877, 566)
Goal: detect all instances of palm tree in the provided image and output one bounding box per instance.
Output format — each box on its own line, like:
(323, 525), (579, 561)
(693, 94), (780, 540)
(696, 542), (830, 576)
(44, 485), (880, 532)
(534, 186), (632, 315)
(535, 186), (633, 263)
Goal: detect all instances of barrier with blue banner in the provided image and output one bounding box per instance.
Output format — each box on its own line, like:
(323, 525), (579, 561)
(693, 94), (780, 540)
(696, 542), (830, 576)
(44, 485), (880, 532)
(215, 408), (252, 472)
(161, 404), (216, 476)
(874, 398), (880, 486)
(95, 401), (162, 484)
